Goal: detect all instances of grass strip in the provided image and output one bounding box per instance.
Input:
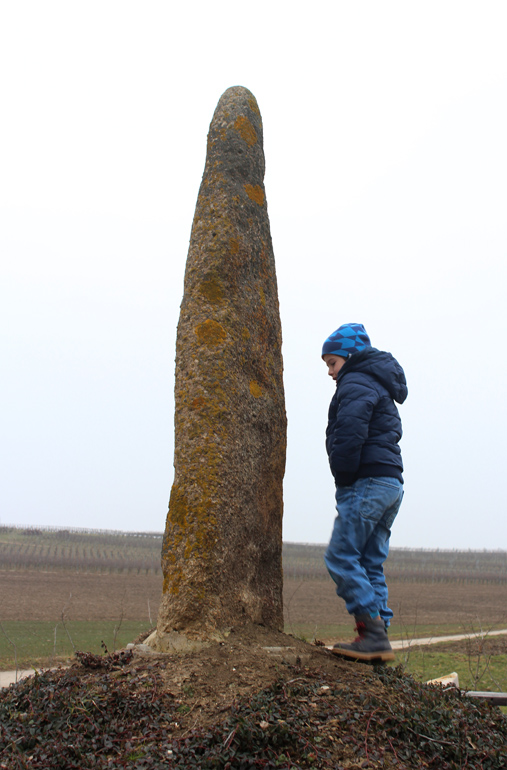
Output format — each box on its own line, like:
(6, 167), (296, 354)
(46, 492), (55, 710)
(0, 620), (152, 670)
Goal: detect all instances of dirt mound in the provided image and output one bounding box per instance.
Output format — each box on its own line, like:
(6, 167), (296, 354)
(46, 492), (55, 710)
(133, 624), (380, 731)
(1, 625), (506, 769)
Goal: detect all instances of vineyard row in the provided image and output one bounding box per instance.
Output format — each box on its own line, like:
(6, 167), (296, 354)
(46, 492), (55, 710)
(1, 553), (507, 584)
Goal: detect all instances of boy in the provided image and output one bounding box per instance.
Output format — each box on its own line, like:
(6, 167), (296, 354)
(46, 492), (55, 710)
(322, 323), (407, 662)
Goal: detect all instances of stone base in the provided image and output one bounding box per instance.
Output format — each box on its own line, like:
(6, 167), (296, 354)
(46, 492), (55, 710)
(262, 646), (312, 666)
(143, 629), (214, 654)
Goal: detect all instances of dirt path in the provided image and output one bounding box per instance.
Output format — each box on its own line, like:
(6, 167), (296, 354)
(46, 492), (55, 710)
(323, 627), (507, 652)
(390, 627), (507, 649)
(0, 668), (39, 688)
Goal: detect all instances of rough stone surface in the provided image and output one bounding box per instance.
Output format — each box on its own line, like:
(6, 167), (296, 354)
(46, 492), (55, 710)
(155, 86), (286, 648)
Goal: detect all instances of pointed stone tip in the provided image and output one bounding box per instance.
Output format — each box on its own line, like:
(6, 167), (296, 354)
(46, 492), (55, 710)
(219, 84), (258, 106)
(206, 86), (264, 184)
(213, 85), (262, 129)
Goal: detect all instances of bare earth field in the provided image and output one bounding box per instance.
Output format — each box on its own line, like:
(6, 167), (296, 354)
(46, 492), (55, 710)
(2, 569), (506, 637)
(284, 578), (507, 640)
(0, 570), (161, 623)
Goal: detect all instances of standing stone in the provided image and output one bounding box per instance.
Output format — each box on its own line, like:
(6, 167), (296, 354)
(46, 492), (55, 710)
(153, 86), (286, 650)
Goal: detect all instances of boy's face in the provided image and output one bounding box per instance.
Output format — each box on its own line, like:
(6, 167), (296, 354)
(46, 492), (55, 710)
(323, 354), (347, 381)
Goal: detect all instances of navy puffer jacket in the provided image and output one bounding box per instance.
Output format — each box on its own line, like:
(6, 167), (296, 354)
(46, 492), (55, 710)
(326, 348), (408, 486)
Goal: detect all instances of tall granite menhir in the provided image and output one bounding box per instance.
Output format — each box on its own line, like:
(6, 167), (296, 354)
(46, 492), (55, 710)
(154, 87), (287, 650)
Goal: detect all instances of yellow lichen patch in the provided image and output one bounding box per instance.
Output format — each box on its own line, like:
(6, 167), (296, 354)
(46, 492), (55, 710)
(199, 277), (223, 304)
(244, 184), (265, 206)
(234, 115), (257, 146)
(229, 237), (240, 254)
(248, 98), (260, 115)
(249, 380), (263, 398)
(195, 319), (227, 345)
(242, 327), (251, 341)
(191, 396), (206, 410)
(163, 565), (183, 595)
(167, 484), (189, 529)
(259, 286), (266, 306)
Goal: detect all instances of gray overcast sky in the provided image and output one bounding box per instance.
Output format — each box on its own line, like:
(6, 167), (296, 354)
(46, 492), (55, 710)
(1, 1), (506, 549)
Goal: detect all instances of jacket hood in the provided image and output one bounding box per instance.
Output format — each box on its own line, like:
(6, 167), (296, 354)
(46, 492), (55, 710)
(337, 348), (408, 404)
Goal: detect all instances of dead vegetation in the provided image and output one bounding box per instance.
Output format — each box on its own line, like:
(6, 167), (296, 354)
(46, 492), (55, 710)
(1, 624), (506, 769)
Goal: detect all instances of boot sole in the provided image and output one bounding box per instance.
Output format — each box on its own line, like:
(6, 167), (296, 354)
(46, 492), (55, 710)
(331, 647), (395, 663)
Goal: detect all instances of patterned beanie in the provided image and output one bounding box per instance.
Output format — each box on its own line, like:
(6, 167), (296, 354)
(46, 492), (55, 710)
(322, 323), (371, 358)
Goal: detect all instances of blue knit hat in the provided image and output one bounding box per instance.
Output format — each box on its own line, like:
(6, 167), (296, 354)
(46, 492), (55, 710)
(322, 323), (371, 358)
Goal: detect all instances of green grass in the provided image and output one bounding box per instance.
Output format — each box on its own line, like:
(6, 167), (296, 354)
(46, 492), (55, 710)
(0, 620), (153, 670)
(389, 621), (478, 639)
(285, 621), (475, 644)
(396, 644), (507, 693)
(388, 623), (507, 697)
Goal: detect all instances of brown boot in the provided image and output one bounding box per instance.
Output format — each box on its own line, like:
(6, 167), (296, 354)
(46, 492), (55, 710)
(332, 615), (395, 663)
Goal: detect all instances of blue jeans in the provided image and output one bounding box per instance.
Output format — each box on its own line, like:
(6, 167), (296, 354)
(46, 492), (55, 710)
(324, 477), (403, 626)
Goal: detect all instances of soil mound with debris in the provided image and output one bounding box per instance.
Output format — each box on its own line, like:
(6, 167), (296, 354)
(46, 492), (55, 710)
(1, 624), (506, 769)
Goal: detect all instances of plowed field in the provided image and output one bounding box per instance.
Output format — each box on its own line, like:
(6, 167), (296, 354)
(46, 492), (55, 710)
(2, 569), (506, 640)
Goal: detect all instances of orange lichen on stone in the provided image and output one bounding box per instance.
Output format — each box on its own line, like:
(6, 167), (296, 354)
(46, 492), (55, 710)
(259, 286), (266, 306)
(163, 565), (184, 595)
(191, 396), (206, 410)
(234, 115), (257, 146)
(167, 484), (188, 529)
(229, 237), (240, 254)
(195, 319), (227, 345)
(162, 455), (221, 600)
(244, 184), (265, 206)
(249, 381), (262, 398)
(248, 97), (260, 115)
(200, 277), (223, 304)
(242, 327), (251, 341)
